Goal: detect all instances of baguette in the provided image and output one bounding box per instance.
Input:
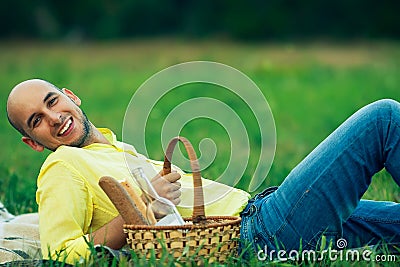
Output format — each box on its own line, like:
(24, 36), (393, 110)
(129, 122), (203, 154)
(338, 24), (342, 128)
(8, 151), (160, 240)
(99, 176), (148, 225)
(120, 180), (157, 225)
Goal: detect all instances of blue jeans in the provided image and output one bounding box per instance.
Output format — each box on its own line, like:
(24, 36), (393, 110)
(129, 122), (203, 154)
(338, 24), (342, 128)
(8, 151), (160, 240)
(240, 99), (400, 255)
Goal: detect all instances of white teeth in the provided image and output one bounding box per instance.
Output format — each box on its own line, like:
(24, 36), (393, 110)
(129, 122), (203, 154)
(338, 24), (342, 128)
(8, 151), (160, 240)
(59, 119), (72, 135)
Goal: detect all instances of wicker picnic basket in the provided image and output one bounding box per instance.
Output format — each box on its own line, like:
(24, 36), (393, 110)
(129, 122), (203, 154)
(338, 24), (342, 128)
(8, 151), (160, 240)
(124, 136), (241, 262)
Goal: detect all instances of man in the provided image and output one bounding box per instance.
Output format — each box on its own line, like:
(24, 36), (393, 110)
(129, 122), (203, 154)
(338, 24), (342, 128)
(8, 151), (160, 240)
(7, 79), (400, 263)
(6, 79), (249, 263)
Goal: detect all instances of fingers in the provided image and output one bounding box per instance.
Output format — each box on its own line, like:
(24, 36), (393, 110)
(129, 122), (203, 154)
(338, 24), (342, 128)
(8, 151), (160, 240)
(163, 172), (181, 183)
(167, 189), (182, 206)
(150, 171), (181, 204)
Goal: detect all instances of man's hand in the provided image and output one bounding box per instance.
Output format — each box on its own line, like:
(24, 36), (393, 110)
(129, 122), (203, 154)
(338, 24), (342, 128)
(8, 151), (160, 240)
(151, 171), (181, 205)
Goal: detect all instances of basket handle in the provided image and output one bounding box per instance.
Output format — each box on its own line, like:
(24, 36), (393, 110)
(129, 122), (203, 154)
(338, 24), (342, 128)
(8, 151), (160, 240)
(162, 136), (206, 224)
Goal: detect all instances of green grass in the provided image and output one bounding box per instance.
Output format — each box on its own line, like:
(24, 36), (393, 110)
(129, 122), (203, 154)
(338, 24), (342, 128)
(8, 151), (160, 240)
(35, 238), (400, 267)
(0, 38), (399, 265)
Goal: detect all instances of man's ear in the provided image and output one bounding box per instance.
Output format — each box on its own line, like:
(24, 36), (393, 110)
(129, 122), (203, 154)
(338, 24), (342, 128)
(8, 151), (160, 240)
(62, 88), (81, 106)
(22, 137), (45, 152)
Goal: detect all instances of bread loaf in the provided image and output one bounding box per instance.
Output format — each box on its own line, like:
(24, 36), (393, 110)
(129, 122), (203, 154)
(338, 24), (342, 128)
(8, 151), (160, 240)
(99, 176), (148, 225)
(120, 180), (157, 225)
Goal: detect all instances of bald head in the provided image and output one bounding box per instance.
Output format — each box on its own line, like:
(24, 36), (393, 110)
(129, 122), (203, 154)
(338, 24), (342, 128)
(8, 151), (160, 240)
(6, 79), (106, 152)
(7, 79), (61, 136)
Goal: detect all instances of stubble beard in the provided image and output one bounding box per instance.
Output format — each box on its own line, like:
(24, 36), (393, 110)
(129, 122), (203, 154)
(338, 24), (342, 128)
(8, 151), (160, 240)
(68, 109), (92, 148)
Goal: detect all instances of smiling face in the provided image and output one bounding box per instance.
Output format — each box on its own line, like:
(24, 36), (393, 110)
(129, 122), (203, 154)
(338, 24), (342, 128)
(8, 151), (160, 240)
(7, 79), (96, 152)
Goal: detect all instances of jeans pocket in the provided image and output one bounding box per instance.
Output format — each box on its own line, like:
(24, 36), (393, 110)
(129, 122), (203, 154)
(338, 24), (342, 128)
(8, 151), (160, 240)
(305, 230), (340, 251)
(255, 229), (277, 250)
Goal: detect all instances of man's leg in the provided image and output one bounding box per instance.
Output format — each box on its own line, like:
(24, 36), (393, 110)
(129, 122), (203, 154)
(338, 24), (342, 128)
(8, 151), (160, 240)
(342, 199), (400, 248)
(241, 99), (400, 253)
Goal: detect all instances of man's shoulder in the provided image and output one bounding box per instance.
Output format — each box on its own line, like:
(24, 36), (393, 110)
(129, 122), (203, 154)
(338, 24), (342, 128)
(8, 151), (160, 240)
(37, 146), (87, 186)
(42, 145), (85, 167)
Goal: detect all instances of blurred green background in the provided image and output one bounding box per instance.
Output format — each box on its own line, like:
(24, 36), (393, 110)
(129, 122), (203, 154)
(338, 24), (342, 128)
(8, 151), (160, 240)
(1, 0), (399, 40)
(0, 1), (399, 214)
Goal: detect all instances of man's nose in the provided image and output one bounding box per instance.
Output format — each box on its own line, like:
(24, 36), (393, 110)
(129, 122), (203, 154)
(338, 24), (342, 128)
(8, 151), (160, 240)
(47, 111), (62, 126)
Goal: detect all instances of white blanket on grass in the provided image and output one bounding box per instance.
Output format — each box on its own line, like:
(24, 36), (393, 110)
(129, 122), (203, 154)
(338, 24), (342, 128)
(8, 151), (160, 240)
(0, 203), (41, 263)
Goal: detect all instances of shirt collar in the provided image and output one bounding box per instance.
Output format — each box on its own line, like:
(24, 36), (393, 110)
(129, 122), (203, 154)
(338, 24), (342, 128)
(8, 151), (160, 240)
(96, 128), (138, 156)
(98, 128), (118, 145)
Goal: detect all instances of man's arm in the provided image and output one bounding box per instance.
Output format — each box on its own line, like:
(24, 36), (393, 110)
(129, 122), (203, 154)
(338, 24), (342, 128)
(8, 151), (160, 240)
(37, 162), (116, 264)
(90, 171), (182, 248)
(90, 215), (126, 249)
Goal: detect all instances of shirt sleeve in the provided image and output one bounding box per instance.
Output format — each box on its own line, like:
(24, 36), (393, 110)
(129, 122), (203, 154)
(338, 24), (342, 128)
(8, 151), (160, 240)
(36, 160), (94, 264)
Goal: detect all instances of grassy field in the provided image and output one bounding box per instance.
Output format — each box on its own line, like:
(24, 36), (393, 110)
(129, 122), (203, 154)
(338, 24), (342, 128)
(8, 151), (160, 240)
(0, 38), (399, 265)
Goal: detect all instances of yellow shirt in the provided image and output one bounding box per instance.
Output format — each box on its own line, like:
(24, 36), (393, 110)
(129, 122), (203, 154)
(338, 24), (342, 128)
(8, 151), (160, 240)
(36, 128), (250, 264)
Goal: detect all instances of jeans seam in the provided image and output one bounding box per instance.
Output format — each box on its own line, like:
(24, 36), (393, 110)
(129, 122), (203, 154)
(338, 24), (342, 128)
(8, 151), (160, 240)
(349, 214), (400, 224)
(384, 110), (400, 177)
(274, 187), (311, 237)
(255, 198), (274, 241)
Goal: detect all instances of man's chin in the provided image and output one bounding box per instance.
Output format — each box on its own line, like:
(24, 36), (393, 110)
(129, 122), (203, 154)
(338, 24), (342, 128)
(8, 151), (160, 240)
(44, 138), (87, 151)
(68, 134), (91, 148)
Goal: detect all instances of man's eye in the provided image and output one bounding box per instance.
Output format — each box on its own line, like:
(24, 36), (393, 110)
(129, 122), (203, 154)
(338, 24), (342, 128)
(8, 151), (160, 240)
(33, 116), (41, 127)
(48, 97), (58, 106)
